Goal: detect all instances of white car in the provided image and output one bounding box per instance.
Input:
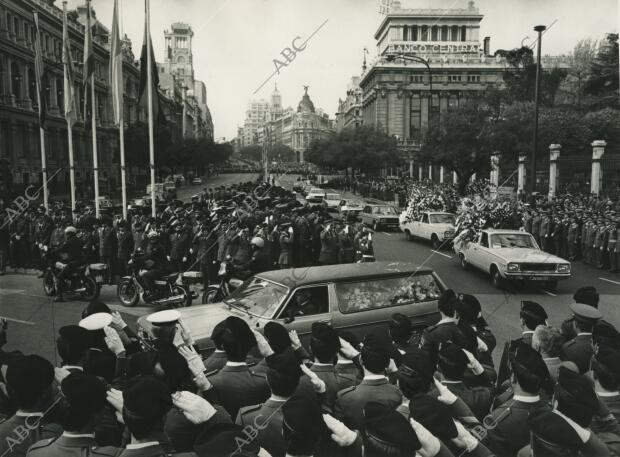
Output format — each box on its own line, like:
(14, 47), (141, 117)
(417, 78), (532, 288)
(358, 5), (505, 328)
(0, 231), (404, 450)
(306, 188), (326, 204)
(323, 193), (342, 210)
(192, 177), (203, 185)
(336, 199), (363, 221)
(399, 211), (456, 250)
(453, 229), (571, 290)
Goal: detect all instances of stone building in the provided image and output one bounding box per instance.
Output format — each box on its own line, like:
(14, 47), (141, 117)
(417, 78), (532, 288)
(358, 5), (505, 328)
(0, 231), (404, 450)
(335, 76), (363, 131)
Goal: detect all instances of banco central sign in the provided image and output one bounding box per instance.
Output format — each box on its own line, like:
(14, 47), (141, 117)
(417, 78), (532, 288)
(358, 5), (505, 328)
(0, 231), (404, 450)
(385, 41), (481, 55)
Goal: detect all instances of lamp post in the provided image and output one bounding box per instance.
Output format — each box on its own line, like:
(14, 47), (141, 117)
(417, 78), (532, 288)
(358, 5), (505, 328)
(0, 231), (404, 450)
(385, 53), (432, 93)
(530, 24), (546, 195)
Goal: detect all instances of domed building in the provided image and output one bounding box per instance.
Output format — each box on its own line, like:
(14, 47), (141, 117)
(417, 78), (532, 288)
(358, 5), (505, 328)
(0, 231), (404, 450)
(259, 85), (334, 163)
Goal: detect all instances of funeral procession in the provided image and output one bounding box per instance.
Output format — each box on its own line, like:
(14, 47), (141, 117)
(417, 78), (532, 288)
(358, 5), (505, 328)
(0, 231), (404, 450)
(0, 0), (619, 455)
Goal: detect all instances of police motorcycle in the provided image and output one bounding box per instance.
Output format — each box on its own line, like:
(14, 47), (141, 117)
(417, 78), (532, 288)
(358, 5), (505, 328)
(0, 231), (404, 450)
(41, 245), (103, 301)
(117, 248), (192, 308)
(200, 255), (244, 304)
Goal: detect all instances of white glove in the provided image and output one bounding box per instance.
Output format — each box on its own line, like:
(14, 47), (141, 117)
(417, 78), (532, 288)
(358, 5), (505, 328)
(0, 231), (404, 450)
(178, 319), (195, 346)
(43, 245), (48, 252)
(451, 420), (478, 451)
(172, 391), (217, 424)
(182, 256), (187, 263)
(104, 326), (125, 356)
(110, 311), (128, 330)
(178, 345), (207, 376)
(338, 337), (360, 359)
(189, 248), (194, 254)
(301, 364), (326, 394)
(106, 388), (125, 424)
(368, 233), (372, 241)
(387, 358), (398, 374)
(289, 330), (302, 350)
(476, 336), (488, 353)
(54, 367), (71, 385)
(323, 414), (357, 447)
(410, 418), (441, 457)
(433, 377), (457, 405)
(167, 255), (171, 261)
(253, 330), (274, 358)
(462, 349), (484, 376)
(288, 227), (294, 234)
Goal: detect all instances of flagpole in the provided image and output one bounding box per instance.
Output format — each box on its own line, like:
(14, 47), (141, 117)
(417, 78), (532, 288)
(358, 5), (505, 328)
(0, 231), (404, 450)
(146, 0), (156, 218)
(91, 73), (100, 218)
(62, 2), (76, 215)
(33, 12), (48, 211)
(116, 0), (127, 220)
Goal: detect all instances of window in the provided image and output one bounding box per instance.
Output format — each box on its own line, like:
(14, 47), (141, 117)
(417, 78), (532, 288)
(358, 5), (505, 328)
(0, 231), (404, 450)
(403, 26), (408, 41)
(421, 214), (429, 223)
(421, 25), (428, 41)
(410, 93), (421, 137)
(448, 75), (462, 83)
(467, 75), (481, 83)
(279, 286), (329, 318)
(335, 274), (441, 313)
(480, 233), (489, 248)
(451, 25), (459, 41)
(441, 25), (448, 41)
(410, 75), (423, 83)
(225, 277), (289, 318)
(431, 26), (438, 41)
(411, 25), (418, 41)
(13, 17), (19, 38)
(461, 26), (467, 42)
(449, 94), (458, 109)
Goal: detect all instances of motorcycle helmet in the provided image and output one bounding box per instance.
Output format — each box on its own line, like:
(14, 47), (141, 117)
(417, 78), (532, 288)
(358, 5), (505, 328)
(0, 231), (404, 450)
(64, 226), (77, 235)
(250, 237), (265, 249)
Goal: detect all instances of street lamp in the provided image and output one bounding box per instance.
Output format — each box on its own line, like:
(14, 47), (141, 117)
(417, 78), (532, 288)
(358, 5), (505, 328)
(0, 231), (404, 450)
(530, 24), (546, 196)
(385, 53), (432, 93)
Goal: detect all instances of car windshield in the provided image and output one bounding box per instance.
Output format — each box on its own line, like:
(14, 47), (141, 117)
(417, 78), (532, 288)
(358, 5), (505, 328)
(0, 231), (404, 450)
(326, 194), (341, 200)
(429, 214), (455, 224)
(223, 278), (288, 317)
(490, 233), (536, 249)
(372, 206), (397, 215)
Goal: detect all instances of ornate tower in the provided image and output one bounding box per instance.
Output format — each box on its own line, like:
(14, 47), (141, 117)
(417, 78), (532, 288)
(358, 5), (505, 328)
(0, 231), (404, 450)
(270, 83), (282, 120)
(164, 23), (194, 88)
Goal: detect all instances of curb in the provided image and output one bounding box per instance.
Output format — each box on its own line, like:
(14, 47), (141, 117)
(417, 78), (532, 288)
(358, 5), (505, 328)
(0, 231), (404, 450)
(1, 269), (41, 277)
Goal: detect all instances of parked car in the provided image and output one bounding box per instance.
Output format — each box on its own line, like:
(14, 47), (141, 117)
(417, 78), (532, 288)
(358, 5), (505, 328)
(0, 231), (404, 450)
(137, 262), (444, 356)
(323, 193), (342, 210)
(192, 177), (203, 185)
(453, 229), (571, 290)
(335, 199), (363, 222)
(399, 211), (456, 250)
(306, 188), (326, 204)
(359, 205), (400, 231)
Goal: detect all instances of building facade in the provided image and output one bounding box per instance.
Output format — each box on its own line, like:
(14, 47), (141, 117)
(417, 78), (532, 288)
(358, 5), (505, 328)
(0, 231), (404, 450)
(242, 98), (270, 146)
(335, 76), (363, 131)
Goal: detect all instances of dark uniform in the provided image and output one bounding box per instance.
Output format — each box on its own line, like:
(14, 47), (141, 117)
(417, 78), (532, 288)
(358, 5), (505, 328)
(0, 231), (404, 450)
(561, 303), (602, 374)
(203, 350), (227, 373)
(296, 363), (357, 413)
(236, 398), (286, 457)
(0, 416), (62, 457)
(420, 318), (463, 355)
(26, 435), (118, 457)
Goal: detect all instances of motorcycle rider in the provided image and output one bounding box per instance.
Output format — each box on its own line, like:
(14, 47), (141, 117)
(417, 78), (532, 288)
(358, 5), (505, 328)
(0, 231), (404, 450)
(134, 230), (169, 301)
(233, 236), (271, 279)
(51, 226), (85, 302)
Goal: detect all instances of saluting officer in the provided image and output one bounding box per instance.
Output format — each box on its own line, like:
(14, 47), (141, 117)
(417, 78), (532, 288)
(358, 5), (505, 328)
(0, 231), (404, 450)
(568, 216), (579, 261)
(561, 303), (602, 374)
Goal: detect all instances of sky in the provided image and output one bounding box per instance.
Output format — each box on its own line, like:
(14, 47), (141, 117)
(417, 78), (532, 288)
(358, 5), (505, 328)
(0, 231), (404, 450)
(66, 0), (618, 141)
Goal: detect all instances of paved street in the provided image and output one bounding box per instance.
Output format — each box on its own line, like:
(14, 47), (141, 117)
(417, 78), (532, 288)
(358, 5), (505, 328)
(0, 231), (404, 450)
(174, 172), (258, 201)
(2, 172), (620, 366)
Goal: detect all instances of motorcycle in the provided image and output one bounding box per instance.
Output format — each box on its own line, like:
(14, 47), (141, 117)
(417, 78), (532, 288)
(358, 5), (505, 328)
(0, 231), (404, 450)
(117, 254), (192, 308)
(201, 256), (245, 304)
(41, 248), (101, 301)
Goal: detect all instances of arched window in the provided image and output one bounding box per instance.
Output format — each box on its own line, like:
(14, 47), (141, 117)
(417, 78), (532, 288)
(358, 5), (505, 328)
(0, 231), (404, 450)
(177, 55), (185, 64)
(451, 26), (459, 41)
(431, 26), (438, 41)
(441, 25), (448, 41)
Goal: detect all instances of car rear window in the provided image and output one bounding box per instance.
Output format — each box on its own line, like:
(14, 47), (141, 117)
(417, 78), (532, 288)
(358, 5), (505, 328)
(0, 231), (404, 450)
(335, 274), (441, 314)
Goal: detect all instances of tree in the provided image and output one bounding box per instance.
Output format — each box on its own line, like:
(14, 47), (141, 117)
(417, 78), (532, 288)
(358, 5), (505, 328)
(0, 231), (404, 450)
(239, 145), (262, 162)
(268, 143), (295, 162)
(584, 33), (619, 107)
(306, 126), (399, 174)
(567, 38), (598, 106)
(420, 99), (493, 193)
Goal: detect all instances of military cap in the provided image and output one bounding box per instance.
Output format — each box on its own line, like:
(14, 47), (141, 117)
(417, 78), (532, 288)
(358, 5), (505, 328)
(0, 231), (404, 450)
(437, 342), (468, 373)
(282, 394), (327, 449)
(364, 402), (421, 452)
(520, 301), (548, 322)
(61, 372), (107, 415)
(6, 355), (54, 399)
(555, 365), (598, 426)
(455, 295), (480, 323)
(408, 393), (458, 441)
(511, 341), (550, 381)
(593, 321), (620, 350)
(194, 423), (260, 457)
(123, 376), (172, 419)
(438, 289), (457, 308)
(58, 325), (90, 350)
(573, 286), (599, 308)
(388, 313), (413, 341)
(266, 351), (302, 380)
(339, 330), (361, 350)
(79, 312), (112, 331)
(81, 300), (112, 318)
(225, 316), (256, 353)
(361, 333), (390, 371)
(146, 309), (181, 326)
(311, 321), (340, 355)
(264, 321), (291, 354)
(570, 303), (602, 325)
(399, 348), (435, 381)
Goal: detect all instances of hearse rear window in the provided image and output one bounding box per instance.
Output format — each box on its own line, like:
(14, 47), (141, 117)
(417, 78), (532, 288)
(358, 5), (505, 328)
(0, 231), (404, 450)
(336, 274), (441, 313)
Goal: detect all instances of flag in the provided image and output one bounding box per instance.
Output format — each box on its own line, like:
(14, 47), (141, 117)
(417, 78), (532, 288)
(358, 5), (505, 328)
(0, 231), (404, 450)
(83, 0), (95, 126)
(109, 0), (123, 126)
(62, 6), (78, 127)
(32, 12), (46, 129)
(138, 22), (164, 123)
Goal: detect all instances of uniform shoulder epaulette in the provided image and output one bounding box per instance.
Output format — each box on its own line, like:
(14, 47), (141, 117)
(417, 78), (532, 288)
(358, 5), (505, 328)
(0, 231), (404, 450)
(205, 368), (220, 378)
(238, 403), (263, 419)
(492, 404), (512, 423)
(336, 372), (357, 384)
(337, 386), (356, 398)
(250, 371), (267, 380)
(90, 445), (122, 457)
(27, 437), (58, 452)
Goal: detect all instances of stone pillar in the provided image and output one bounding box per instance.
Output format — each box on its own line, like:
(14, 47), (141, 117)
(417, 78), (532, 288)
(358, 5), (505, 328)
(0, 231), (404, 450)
(409, 160), (414, 179)
(548, 144), (561, 199)
(428, 164), (432, 181)
(420, 92), (430, 130)
(453, 171), (457, 185)
(418, 165), (422, 181)
(439, 166), (444, 183)
(591, 140), (607, 195)
(517, 152), (527, 193)
(490, 152), (500, 190)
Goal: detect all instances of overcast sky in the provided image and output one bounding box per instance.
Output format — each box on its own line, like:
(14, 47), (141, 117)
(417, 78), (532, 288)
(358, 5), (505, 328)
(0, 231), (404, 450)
(66, 0), (618, 141)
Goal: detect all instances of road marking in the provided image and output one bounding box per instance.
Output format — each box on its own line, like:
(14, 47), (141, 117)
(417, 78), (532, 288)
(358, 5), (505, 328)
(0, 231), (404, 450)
(0, 316), (35, 325)
(430, 250), (452, 259)
(381, 232), (392, 237)
(599, 277), (620, 286)
(538, 289), (557, 297)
